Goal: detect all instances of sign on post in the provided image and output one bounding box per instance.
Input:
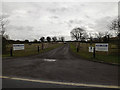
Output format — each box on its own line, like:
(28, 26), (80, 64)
(95, 43), (108, 52)
(89, 47), (94, 52)
(13, 44), (24, 50)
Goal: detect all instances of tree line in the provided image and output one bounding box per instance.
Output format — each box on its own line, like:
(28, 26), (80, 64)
(0, 15), (65, 54)
(70, 17), (120, 43)
(1, 14), (120, 53)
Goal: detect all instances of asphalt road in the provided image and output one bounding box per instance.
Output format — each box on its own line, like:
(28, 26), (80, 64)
(2, 43), (119, 88)
(2, 78), (86, 88)
(1, 78), (119, 89)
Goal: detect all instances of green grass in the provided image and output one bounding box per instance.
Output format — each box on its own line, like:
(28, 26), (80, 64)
(3, 43), (63, 58)
(70, 42), (120, 65)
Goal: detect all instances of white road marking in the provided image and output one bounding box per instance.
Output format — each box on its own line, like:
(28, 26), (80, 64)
(0, 76), (120, 89)
(43, 59), (56, 62)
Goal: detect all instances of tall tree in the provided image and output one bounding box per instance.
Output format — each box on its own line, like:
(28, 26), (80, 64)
(60, 37), (64, 42)
(40, 37), (45, 42)
(109, 17), (120, 38)
(46, 36), (51, 42)
(70, 27), (85, 41)
(103, 31), (112, 43)
(24, 40), (29, 43)
(40, 37), (45, 50)
(88, 33), (94, 45)
(0, 15), (9, 36)
(0, 15), (9, 54)
(52, 37), (57, 42)
(95, 32), (104, 42)
(81, 31), (89, 42)
(109, 17), (120, 49)
(70, 27), (85, 52)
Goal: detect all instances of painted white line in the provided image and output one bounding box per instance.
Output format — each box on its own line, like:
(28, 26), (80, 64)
(0, 76), (120, 89)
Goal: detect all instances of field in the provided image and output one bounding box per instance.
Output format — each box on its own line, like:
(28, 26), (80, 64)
(3, 42), (120, 65)
(3, 43), (63, 57)
(70, 42), (120, 65)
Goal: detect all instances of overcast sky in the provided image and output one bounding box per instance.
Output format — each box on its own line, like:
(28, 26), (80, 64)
(2, 2), (118, 41)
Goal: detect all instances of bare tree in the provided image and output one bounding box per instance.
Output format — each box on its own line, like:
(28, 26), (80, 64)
(58, 37), (61, 41)
(81, 31), (89, 42)
(103, 31), (113, 42)
(61, 37), (64, 42)
(109, 17), (120, 37)
(88, 33), (94, 45)
(95, 32), (104, 42)
(40, 37), (45, 50)
(40, 37), (45, 42)
(52, 36), (57, 42)
(0, 15), (9, 36)
(46, 36), (51, 42)
(70, 27), (85, 52)
(0, 15), (9, 54)
(60, 37), (64, 42)
(70, 27), (85, 41)
(108, 17), (120, 49)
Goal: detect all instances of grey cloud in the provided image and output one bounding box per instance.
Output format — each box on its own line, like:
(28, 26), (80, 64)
(69, 20), (74, 24)
(47, 8), (57, 13)
(94, 16), (114, 32)
(50, 16), (59, 19)
(87, 23), (96, 29)
(47, 6), (68, 13)
(85, 15), (90, 18)
(2, 13), (10, 18)
(66, 19), (83, 27)
(61, 7), (68, 11)
(3, 2), (117, 41)
(7, 25), (35, 40)
(8, 25), (34, 31)
(69, 19), (83, 24)
(27, 10), (33, 14)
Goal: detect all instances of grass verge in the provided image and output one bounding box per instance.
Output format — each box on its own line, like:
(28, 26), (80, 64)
(2, 43), (63, 58)
(70, 43), (120, 65)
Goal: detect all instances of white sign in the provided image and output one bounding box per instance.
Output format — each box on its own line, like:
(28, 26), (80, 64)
(89, 47), (94, 52)
(95, 43), (108, 51)
(13, 44), (24, 50)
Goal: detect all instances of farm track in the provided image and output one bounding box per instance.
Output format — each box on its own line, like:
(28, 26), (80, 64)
(2, 43), (119, 86)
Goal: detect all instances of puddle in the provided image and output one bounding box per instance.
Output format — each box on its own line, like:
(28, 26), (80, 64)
(43, 59), (56, 62)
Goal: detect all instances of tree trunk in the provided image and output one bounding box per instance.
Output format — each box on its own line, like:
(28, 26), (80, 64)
(42, 43), (44, 50)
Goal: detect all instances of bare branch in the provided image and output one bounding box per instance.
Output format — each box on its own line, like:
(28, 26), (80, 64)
(70, 27), (85, 41)
(0, 15), (9, 36)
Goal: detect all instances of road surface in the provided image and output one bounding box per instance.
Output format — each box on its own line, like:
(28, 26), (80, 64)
(2, 78), (87, 88)
(2, 43), (119, 88)
(1, 78), (118, 89)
